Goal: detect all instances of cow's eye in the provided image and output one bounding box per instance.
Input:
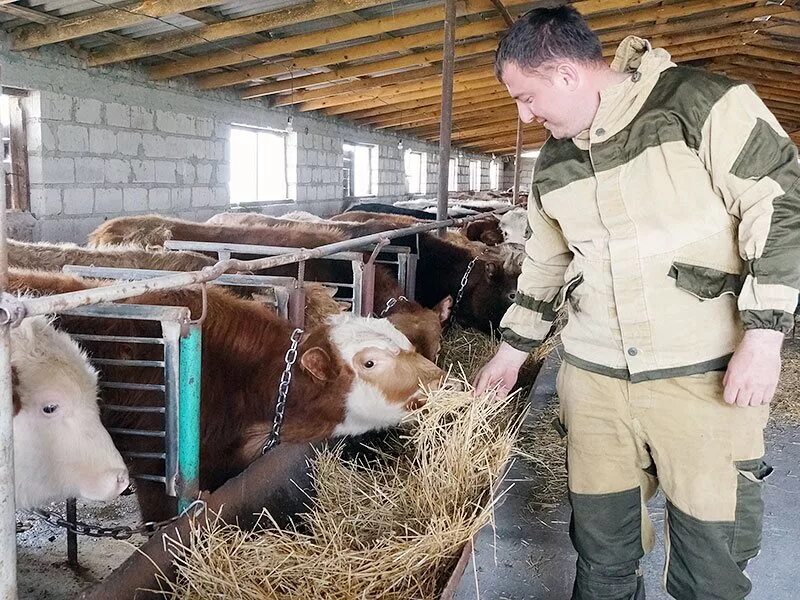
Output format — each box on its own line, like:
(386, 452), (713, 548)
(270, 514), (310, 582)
(508, 292), (516, 301)
(42, 404), (59, 415)
(364, 360), (375, 369)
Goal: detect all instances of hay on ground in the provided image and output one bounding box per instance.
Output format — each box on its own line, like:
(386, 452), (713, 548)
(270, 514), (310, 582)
(163, 381), (523, 600)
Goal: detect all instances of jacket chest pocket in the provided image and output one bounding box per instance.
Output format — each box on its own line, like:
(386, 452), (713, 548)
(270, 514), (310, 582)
(668, 262), (743, 301)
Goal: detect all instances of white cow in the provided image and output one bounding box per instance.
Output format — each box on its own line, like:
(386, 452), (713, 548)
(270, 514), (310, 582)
(499, 207), (529, 245)
(10, 315), (129, 509)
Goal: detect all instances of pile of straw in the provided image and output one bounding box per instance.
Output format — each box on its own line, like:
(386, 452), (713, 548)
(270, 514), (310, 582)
(770, 338), (800, 425)
(164, 382), (523, 600)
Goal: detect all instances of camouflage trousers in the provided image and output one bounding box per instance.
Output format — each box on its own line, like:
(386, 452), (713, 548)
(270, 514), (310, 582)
(555, 362), (772, 600)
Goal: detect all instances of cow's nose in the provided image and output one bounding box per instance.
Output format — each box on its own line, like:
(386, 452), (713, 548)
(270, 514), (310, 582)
(115, 469), (131, 495)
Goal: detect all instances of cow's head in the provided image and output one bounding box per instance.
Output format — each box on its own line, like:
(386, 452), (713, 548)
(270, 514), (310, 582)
(11, 316), (129, 509)
(301, 315), (445, 437)
(457, 257), (518, 332)
(386, 297), (451, 362)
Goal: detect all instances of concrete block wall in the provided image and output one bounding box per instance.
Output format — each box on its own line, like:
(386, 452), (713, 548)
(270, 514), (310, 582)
(502, 156), (536, 192)
(1, 31), (498, 243)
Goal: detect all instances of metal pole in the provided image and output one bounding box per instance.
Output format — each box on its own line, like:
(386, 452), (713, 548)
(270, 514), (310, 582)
(3, 208), (511, 321)
(436, 0), (457, 236)
(512, 118), (524, 203)
(0, 62), (18, 597)
(177, 324), (201, 513)
(66, 498), (78, 568)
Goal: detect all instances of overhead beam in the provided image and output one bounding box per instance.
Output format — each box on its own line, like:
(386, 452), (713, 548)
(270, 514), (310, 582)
(12, 1), (223, 50)
(345, 89), (510, 121)
(88, 0), (402, 67)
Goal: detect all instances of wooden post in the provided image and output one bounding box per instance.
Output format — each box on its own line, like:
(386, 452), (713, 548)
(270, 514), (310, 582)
(437, 0), (457, 235)
(512, 118), (524, 203)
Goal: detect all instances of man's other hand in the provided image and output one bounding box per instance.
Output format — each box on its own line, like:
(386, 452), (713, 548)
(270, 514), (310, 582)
(723, 329), (783, 407)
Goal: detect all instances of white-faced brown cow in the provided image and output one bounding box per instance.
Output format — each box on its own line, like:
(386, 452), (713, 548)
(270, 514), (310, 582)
(8, 270), (444, 521)
(10, 312), (129, 509)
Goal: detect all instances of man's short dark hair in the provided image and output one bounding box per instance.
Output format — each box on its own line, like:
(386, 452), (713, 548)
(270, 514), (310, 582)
(495, 6), (603, 81)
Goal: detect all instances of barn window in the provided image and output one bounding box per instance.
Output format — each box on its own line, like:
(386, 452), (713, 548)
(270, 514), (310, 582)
(490, 159), (500, 190)
(229, 125), (291, 204)
(448, 157), (458, 192)
(469, 160), (481, 192)
(342, 142), (377, 198)
(1, 89), (30, 211)
(404, 149), (426, 194)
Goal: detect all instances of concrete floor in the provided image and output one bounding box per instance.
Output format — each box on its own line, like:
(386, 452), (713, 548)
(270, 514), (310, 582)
(454, 355), (800, 600)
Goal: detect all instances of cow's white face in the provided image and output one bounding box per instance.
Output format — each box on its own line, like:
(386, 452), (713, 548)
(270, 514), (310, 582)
(326, 315), (444, 436)
(11, 316), (129, 509)
(499, 208), (529, 245)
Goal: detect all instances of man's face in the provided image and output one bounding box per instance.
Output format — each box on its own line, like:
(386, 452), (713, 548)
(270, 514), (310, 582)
(501, 61), (586, 139)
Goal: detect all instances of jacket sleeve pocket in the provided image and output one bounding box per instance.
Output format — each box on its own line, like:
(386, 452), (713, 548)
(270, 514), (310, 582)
(668, 262), (743, 300)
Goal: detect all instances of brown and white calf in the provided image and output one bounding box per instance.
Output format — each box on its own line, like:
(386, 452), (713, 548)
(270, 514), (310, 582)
(10, 313), (129, 509)
(8, 271), (444, 520)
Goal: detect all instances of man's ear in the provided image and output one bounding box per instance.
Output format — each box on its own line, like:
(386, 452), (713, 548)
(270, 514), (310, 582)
(554, 62), (580, 91)
(300, 347), (333, 381)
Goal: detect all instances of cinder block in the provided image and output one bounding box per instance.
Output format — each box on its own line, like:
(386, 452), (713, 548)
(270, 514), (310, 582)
(196, 163), (213, 184)
(215, 163), (229, 186)
(63, 188), (94, 215)
(104, 159), (132, 184)
(123, 188), (148, 212)
(196, 117), (214, 138)
(191, 187), (213, 207)
(30, 188), (62, 217)
(178, 163), (196, 185)
(130, 106), (155, 131)
(75, 157), (105, 184)
(117, 131), (143, 156)
(167, 136), (190, 159)
(44, 157), (75, 184)
(142, 134), (167, 158)
(175, 114), (196, 136)
(171, 187), (192, 209)
(57, 125), (89, 152)
(42, 93), (73, 121)
(155, 111), (181, 134)
(95, 188), (123, 213)
(155, 161), (177, 184)
(106, 103), (131, 128)
(148, 188), (171, 211)
(131, 160), (155, 183)
(75, 99), (103, 125)
(213, 186), (227, 206)
(89, 129), (117, 155)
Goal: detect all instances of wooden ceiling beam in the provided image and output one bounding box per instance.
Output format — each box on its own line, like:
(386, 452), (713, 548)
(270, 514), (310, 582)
(87, 0), (403, 67)
(317, 78), (504, 115)
(383, 103), (518, 132)
(367, 98), (515, 129)
(300, 72), (499, 112)
(195, 18), (505, 90)
(346, 90), (510, 121)
(237, 38), (498, 99)
(269, 56), (495, 106)
(146, 0), (530, 79)
(408, 108), (522, 137)
(740, 43), (800, 66)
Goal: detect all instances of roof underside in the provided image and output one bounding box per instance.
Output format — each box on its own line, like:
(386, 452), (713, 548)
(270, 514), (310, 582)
(2, 0), (800, 155)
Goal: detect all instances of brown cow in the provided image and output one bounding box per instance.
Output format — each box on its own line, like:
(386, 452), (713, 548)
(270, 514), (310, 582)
(8, 239), (216, 272)
(7, 269), (445, 521)
(87, 215), (448, 360)
(462, 216), (505, 246)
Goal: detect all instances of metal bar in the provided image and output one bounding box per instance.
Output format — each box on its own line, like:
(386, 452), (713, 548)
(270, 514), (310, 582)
(164, 240), (364, 261)
(351, 261), (365, 316)
(100, 382), (165, 392)
(0, 84), (17, 595)
(107, 428), (165, 438)
(7, 209), (512, 321)
(62, 265), (298, 289)
(64, 303), (190, 322)
(66, 498), (78, 568)
(361, 260), (376, 317)
(104, 405), (165, 414)
(288, 286), (305, 328)
(132, 474), (166, 484)
(406, 253), (418, 300)
(121, 452), (166, 460)
(72, 334), (164, 345)
(396, 253), (408, 294)
(92, 358), (165, 368)
(162, 322), (181, 499)
(512, 118), (524, 201)
(177, 324), (201, 513)
(437, 0), (457, 236)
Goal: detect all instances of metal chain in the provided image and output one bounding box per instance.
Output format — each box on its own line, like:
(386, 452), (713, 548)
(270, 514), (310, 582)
(379, 295), (409, 317)
(262, 327), (304, 455)
(22, 499), (206, 540)
(452, 249), (488, 317)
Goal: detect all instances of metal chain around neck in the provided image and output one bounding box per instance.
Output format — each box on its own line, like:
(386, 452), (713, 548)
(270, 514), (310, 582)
(23, 499), (206, 540)
(379, 295), (409, 317)
(452, 249), (488, 318)
(262, 327), (304, 455)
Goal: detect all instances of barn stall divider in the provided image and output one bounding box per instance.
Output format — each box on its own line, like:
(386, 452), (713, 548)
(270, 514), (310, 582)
(0, 186), (512, 597)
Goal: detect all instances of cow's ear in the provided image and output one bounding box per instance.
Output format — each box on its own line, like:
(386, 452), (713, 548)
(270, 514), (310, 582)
(435, 295), (453, 323)
(300, 347), (333, 381)
(11, 366), (21, 416)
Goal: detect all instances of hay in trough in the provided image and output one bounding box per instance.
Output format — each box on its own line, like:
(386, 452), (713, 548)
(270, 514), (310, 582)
(163, 381), (524, 600)
(770, 337), (800, 425)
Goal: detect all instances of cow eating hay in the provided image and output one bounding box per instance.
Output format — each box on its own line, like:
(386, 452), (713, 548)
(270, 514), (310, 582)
(163, 382), (522, 600)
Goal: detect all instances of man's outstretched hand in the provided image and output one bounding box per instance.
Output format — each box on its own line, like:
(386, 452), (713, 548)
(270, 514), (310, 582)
(472, 341), (530, 397)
